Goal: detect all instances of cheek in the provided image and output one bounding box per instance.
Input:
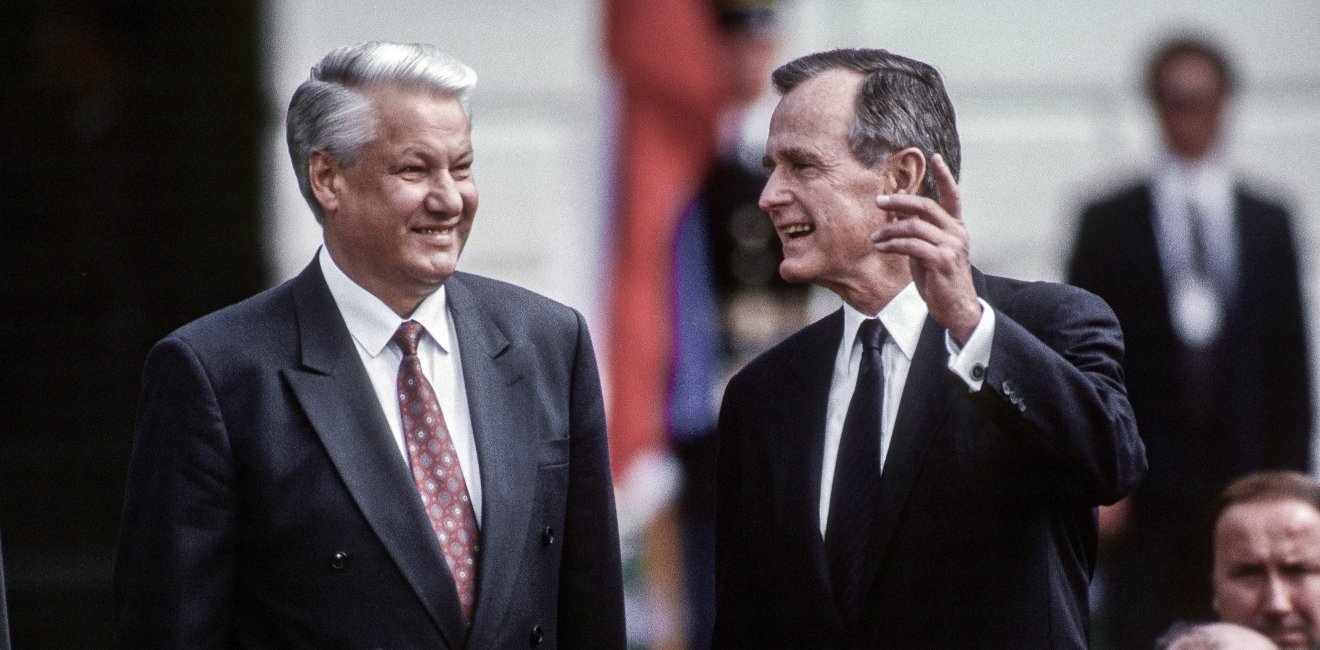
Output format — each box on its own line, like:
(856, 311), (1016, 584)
(1216, 580), (1261, 615)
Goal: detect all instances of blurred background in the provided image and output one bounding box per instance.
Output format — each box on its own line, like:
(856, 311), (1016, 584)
(2, 0), (1318, 647)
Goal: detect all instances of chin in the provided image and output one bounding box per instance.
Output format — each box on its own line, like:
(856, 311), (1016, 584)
(778, 261), (816, 285)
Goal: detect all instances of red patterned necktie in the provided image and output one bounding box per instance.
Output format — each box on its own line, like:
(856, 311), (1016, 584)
(393, 320), (480, 624)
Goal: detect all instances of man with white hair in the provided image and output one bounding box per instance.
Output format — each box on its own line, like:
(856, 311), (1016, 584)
(1156, 621), (1278, 650)
(115, 42), (625, 648)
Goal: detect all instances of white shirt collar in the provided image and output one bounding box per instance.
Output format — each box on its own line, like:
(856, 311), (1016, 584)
(841, 282), (926, 362)
(1153, 150), (1234, 213)
(318, 247), (451, 357)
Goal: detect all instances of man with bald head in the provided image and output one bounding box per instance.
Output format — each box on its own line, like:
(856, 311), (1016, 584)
(1211, 471), (1320, 650)
(1157, 621), (1279, 650)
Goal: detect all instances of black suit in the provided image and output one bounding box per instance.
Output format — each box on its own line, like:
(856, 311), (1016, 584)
(115, 260), (625, 648)
(1068, 182), (1311, 645)
(713, 271), (1146, 648)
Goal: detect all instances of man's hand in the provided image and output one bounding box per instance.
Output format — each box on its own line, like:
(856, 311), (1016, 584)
(871, 153), (982, 343)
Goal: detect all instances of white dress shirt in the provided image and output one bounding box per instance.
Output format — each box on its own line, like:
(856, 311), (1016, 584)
(319, 247), (483, 524)
(1151, 151), (1238, 346)
(817, 283), (995, 535)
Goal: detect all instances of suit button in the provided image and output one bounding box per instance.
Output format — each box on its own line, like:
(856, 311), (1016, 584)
(329, 551), (348, 571)
(1002, 380), (1015, 396)
(541, 526), (555, 546)
(970, 363), (986, 380)
(529, 624), (545, 646)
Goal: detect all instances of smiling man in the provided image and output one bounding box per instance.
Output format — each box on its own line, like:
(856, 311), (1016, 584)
(114, 42), (624, 649)
(712, 48), (1146, 647)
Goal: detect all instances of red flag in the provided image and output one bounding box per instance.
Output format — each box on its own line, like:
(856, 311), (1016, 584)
(604, 0), (731, 510)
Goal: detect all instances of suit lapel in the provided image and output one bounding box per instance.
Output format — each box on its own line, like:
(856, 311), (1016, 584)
(280, 261), (468, 647)
(444, 274), (537, 646)
(775, 312), (847, 629)
(853, 274), (989, 603)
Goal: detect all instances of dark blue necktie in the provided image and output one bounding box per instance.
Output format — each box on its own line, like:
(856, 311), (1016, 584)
(826, 318), (887, 623)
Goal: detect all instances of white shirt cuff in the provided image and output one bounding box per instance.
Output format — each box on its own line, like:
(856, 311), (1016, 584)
(945, 298), (994, 391)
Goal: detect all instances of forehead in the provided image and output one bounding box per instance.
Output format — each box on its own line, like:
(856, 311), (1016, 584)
(1157, 53), (1223, 95)
(1216, 499), (1320, 560)
(366, 85), (470, 143)
(767, 69), (864, 151)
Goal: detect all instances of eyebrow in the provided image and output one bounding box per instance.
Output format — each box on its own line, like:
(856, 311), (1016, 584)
(765, 145), (824, 167)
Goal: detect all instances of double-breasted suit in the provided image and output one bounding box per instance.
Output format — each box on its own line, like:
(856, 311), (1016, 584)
(115, 260), (625, 648)
(713, 270), (1146, 648)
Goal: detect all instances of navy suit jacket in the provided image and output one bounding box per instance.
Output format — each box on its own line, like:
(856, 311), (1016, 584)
(713, 271), (1146, 648)
(115, 260), (625, 648)
(1069, 183), (1311, 512)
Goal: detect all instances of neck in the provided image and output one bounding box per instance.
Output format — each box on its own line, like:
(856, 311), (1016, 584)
(830, 257), (911, 316)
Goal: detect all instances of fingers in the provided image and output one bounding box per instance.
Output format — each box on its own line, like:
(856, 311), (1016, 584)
(930, 153), (961, 221)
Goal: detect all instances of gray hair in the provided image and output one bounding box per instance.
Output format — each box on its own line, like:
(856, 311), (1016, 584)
(1155, 621), (1279, 649)
(286, 41), (478, 222)
(771, 48), (960, 199)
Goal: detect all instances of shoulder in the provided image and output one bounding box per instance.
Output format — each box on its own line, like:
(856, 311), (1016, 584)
(730, 310), (840, 385)
(451, 271), (578, 314)
(448, 271), (586, 336)
(1236, 184), (1293, 221)
(166, 276), (301, 356)
(981, 274), (1117, 328)
(1080, 181), (1151, 220)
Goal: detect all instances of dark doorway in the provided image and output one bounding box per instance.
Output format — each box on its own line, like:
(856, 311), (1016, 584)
(0, 1), (267, 645)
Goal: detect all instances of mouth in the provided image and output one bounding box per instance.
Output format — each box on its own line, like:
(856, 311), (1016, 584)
(414, 227), (453, 236)
(1261, 622), (1309, 647)
(782, 223), (815, 239)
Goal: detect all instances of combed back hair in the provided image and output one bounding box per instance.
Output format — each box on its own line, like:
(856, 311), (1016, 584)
(1210, 470), (1320, 532)
(1146, 36), (1236, 101)
(771, 48), (960, 199)
(286, 41), (477, 222)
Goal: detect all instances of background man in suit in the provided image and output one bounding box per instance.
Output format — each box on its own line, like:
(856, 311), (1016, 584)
(1209, 471), (1320, 650)
(114, 42), (625, 648)
(713, 48), (1146, 647)
(1068, 37), (1311, 647)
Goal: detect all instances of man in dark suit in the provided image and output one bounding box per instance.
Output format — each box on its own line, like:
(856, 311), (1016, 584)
(114, 42), (625, 648)
(1068, 37), (1311, 647)
(713, 48), (1146, 647)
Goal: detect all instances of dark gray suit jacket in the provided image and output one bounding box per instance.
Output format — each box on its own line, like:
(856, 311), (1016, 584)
(115, 260), (625, 648)
(1069, 183), (1311, 510)
(713, 270), (1146, 648)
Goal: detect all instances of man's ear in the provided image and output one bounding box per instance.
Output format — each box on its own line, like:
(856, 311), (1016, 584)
(308, 150), (341, 215)
(884, 147), (927, 195)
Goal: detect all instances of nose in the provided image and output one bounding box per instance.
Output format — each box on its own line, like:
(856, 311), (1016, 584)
(1261, 574), (1294, 616)
(425, 173), (464, 217)
(759, 167), (789, 213)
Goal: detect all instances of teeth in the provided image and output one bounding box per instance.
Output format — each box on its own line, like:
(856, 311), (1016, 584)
(418, 228), (451, 235)
(785, 224), (813, 235)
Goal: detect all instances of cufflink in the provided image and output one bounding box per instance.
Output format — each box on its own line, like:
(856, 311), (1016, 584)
(970, 363), (986, 380)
